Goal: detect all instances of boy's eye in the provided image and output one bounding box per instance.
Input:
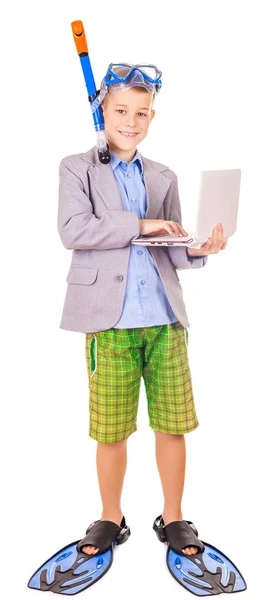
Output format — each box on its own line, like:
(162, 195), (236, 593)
(116, 109), (147, 117)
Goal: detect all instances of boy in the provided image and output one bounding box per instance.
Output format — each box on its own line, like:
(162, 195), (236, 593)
(58, 65), (227, 559)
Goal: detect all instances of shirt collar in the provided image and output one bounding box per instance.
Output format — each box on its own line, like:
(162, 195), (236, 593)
(110, 149), (144, 175)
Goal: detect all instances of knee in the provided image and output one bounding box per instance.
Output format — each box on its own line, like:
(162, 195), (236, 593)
(153, 430), (184, 439)
(98, 437), (128, 447)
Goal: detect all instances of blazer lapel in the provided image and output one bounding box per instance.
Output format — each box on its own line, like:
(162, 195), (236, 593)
(81, 145), (171, 220)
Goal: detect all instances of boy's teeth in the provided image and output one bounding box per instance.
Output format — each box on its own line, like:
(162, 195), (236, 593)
(120, 131), (136, 137)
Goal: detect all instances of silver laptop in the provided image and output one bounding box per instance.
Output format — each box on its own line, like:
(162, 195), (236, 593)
(131, 169), (241, 248)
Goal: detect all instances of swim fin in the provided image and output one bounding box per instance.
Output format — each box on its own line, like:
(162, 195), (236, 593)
(28, 516), (130, 595)
(153, 515), (247, 596)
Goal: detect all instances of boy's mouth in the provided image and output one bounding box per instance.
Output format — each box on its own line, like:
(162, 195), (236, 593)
(118, 131), (138, 138)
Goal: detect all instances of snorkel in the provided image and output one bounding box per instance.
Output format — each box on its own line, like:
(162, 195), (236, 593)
(71, 20), (162, 165)
(71, 21), (110, 164)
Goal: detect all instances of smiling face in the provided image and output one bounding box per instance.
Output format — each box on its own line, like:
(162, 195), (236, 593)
(100, 87), (155, 162)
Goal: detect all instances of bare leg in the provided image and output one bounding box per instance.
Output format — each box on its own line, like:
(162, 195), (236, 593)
(154, 431), (198, 556)
(82, 438), (128, 555)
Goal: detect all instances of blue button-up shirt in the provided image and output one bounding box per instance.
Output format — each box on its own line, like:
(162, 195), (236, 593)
(110, 149), (179, 329)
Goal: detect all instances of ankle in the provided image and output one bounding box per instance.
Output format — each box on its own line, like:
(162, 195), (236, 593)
(101, 509), (123, 524)
(162, 509), (183, 525)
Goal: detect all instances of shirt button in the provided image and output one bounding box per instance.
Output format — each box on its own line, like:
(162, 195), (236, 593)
(137, 250), (143, 255)
(127, 173), (131, 178)
(141, 280), (146, 285)
(131, 199), (136, 203)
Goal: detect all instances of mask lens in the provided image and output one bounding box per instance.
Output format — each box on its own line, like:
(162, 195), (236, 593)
(135, 65), (159, 81)
(109, 63), (132, 79)
(109, 63), (160, 83)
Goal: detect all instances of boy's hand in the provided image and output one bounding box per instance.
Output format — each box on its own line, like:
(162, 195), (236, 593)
(139, 219), (188, 237)
(187, 223), (228, 256)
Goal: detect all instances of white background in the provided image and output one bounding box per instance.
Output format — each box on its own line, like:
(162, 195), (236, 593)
(1, 1), (277, 599)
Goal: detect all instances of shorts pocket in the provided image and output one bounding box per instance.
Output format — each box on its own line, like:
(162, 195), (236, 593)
(90, 334), (98, 378)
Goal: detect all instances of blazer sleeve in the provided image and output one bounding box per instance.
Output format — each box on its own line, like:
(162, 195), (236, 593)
(165, 173), (208, 270)
(58, 157), (140, 250)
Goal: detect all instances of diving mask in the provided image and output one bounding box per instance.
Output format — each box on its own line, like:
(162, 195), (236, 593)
(89, 63), (162, 116)
(103, 63), (162, 94)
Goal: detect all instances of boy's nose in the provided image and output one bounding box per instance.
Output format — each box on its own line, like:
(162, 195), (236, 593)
(126, 118), (136, 127)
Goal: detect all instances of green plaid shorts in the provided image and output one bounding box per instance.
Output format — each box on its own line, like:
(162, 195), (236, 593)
(85, 320), (199, 443)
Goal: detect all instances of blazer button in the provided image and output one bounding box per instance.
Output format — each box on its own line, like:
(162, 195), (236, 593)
(114, 275), (123, 282)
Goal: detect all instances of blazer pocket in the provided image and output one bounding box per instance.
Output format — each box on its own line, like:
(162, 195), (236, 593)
(66, 266), (99, 285)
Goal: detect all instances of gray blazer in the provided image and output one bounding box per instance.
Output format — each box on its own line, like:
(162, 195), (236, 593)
(58, 145), (207, 333)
